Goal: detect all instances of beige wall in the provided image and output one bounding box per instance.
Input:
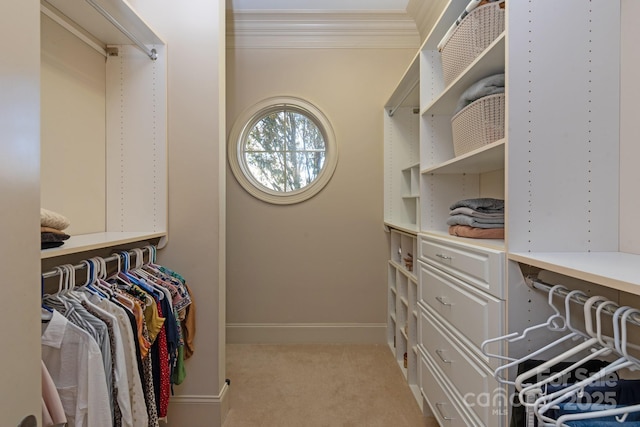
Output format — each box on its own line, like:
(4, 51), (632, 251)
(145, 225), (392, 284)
(226, 47), (415, 342)
(129, 0), (228, 425)
(1, 1), (42, 425)
(41, 14), (107, 235)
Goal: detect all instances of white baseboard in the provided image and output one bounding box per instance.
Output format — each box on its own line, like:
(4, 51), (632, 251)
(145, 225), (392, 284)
(165, 382), (230, 427)
(226, 323), (387, 344)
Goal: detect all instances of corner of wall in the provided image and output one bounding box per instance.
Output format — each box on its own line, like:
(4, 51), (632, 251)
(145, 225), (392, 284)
(165, 382), (230, 427)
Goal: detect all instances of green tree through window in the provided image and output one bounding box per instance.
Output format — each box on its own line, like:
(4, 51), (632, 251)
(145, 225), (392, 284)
(244, 110), (326, 192)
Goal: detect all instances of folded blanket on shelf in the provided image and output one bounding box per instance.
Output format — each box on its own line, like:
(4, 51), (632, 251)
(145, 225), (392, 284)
(449, 197), (504, 213)
(40, 208), (70, 231)
(447, 214), (504, 228)
(454, 73), (505, 114)
(449, 206), (504, 219)
(41, 232), (70, 243)
(449, 225), (504, 239)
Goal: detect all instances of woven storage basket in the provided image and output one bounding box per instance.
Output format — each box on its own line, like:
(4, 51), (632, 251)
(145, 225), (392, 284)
(451, 93), (505, 157)
(441, 2), (505, 86)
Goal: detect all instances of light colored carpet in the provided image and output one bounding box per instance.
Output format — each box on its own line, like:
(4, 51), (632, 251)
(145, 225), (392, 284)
(223, 344), (439, 427)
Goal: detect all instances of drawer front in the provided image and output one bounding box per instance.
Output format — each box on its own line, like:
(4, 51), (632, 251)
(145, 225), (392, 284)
(419, 260), (504, 361)
(419, 350), (476, 427)
(420, 308), (505, 426)
(418, 234), (504, 298)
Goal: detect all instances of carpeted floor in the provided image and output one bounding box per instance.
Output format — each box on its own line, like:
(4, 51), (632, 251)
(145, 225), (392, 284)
(223, 344), (438, 427)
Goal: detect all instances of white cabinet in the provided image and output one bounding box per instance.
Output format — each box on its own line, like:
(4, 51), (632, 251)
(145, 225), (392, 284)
(417, 234), (506, 426)
(40, 0), (167, 259)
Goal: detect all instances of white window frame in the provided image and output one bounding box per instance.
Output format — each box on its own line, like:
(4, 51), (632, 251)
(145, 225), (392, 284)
(228, 96), (338, 204)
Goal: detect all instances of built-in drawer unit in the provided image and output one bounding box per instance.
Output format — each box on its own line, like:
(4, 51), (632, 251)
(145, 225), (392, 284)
(419, 348), (479, 427)
(418, 234), (504, 298)
(420, 306), (505, 425)
(418, 260), (504, 363)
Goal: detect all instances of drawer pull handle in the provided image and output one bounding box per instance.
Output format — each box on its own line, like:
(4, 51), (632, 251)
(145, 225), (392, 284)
(435, 402), (454, 421)
(435, 253), (453, 261)
(435, 296), (453, 306)
(435, 349), (451, 364)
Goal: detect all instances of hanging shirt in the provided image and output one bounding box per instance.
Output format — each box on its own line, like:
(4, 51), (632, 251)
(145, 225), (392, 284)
(82, 298), (133, 427)
(41, 309), (112, 427)
(41, 360), (66, 427)
(92, 294), (149, 427)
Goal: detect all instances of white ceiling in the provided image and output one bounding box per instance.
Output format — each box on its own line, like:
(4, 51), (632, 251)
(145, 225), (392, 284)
(227, 0), (411, 12)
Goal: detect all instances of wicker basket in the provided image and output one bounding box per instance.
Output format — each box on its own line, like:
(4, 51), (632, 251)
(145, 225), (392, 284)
(441, 2), (505, 86)
(451, 93), (505, 157)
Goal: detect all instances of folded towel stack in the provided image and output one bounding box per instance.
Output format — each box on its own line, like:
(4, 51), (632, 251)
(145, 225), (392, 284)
(447, 198), (504, 239)
(41, 208), (71, 249)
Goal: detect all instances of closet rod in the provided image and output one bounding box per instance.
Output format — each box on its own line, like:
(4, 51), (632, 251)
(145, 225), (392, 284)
(525, 274), (640, 328)
(388, 78), (419, 117)
(41, 245), (154, 279)
(86, 0), (158, 60)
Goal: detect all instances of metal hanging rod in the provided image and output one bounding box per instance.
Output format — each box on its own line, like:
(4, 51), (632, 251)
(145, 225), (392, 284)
(525, 274), (640, 328)
(86, 0), (158, 60)
(41, 245), (155, 279)
(388, 79), (419, 117)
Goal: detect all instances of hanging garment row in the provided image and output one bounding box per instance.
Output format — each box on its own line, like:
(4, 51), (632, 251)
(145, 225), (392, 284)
(41, 246), (196, 427)
(482, 276), (640, 427)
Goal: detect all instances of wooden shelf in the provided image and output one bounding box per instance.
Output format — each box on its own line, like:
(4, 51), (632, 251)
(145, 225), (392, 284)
(420, 230), (505, 252)
(43, 0), (164, 46)
(384, 221), (419, 235)
(421, 139), (505, 175)
(421, 33), (505, 116)
(41, 231), (166, 259)
(510, 251), (640, 295)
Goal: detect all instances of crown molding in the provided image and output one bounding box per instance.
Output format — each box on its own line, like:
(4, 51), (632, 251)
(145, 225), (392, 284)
(227, 10), (420, 49)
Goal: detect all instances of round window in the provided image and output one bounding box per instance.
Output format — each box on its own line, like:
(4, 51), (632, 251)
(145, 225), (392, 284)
(228, 97), (338, 204)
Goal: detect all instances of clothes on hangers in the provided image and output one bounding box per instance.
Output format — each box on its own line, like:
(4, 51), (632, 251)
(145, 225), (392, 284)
(510, 358), (617, 427)
(42, 360), (67, 427)
(489, 282), (640, 427)
(41, 310), (112, 427)
(41, 251), (195, 427)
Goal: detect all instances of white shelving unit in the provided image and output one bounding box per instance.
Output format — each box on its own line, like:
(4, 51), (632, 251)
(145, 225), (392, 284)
(384, 55), (420, 233)
(386, 228), (421, 409)
(40, 0), (167, 260)
(384, 0), (640, 425)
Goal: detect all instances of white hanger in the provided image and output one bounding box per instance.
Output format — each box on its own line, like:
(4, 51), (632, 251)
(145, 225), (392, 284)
(549, 307), (640, 426)
(513, 289), (591, 392)
(535, 305), (638, 423)
(481, 284), (568, 366)
(518, 296), (616, 408)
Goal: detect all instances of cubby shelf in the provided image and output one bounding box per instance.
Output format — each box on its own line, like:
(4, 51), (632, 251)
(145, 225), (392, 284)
(386, 228), (420, 411)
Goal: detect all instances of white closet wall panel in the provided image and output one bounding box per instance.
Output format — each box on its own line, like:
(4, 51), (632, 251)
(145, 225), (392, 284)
(106, 44), (167, 233)
(41, 14), (107, 235)
(620, 0), (640, 255)
(507, 0), (620, 253)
